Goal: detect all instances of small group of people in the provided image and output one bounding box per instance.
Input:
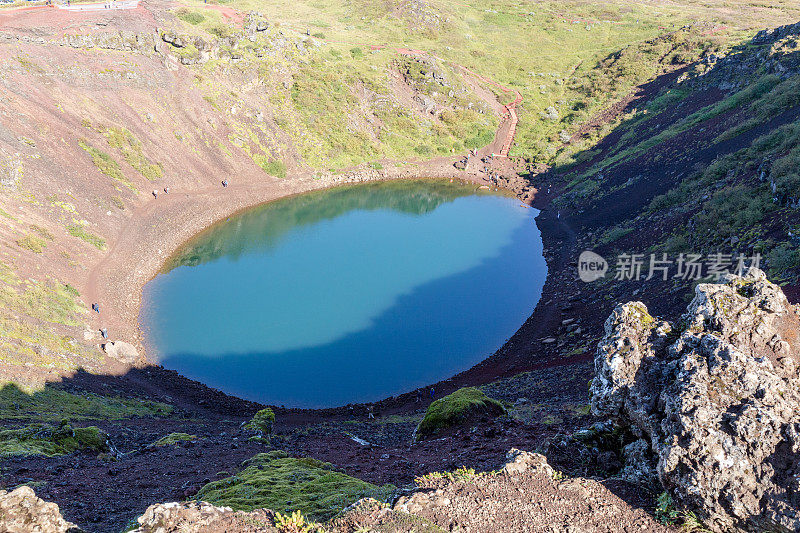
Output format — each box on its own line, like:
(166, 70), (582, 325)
(92, 302), (107, 339)
(416, 387), (435, 403)
(152, 180), (229, 199)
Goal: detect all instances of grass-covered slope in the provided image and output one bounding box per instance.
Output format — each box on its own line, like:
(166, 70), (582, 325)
(172, 0), (772, 165)
(548, 21), (800, 288)
(0, 422), (108, 459)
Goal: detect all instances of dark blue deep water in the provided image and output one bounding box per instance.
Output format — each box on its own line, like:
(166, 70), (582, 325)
(140, 180), (546, 407)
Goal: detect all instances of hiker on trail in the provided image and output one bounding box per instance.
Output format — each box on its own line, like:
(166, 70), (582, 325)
(100, 328), (108, 339)
(557, 211), (561, 219)
(152, 189), (158, 199)
(368, 406), (374, 419)
(429, 387), (435, 399)
(164, 186), (170, 194)
(222, 180), (229, 188)
(91, 303), (100, 313)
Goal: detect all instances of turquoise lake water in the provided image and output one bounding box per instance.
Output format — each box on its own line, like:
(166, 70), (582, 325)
(140, 180), (546, 407)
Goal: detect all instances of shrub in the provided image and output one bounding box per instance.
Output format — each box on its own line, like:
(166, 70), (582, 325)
(767, 242), (800, 280)
(274, 510), (312, 533)
(415, 387), (506, 440)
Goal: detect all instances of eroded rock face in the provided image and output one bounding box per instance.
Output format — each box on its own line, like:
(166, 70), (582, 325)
(591, 268), (800, 532)
(0, 486), (82, 533)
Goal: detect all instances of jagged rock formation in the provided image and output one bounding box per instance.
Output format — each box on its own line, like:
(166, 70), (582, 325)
(591, 268), (800, 532)
(0, 486), (82, 533)
(385, 448), (670, 532)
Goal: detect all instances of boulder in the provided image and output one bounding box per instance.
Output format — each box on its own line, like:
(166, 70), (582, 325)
(0, 486), (83, 533)
(101, 341), (139, 364)
(502, 448), (554, 477)
(133, 501), (276, 532)
(414, 387), (506, 441)
(591, 268), (800, 532)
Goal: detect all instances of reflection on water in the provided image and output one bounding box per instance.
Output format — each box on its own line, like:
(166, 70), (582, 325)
(141, 180), (546, 407)
(164, 180), (480, 271)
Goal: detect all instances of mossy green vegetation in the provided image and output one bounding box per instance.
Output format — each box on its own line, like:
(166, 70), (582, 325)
(244, 407), (275, 435)
(104, 127), (164, 181)
(173, 0), (756, 171)
(655, 491), (710, 531)
(151, 432), (197, 447)
(642, 119), (800, 281)
(66, 223), (106, 250)
(273, 510), (316, 533)
(78, 139), (136, 192)
(0, 383), (173, 421)
(181, 0), (753, 166)
(196, 451), (395, 521)
(415, 387), (506, 440)
(417, 466), (485, 484)
(16, 233), (47, 254)
(0, 262), (100, 370)
(176, 7), (205, 25)
(0, 422), (108, 459)
(253, 155), (287, 178)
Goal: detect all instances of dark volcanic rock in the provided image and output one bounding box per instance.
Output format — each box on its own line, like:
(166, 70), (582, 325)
(591, 268), (800, 532)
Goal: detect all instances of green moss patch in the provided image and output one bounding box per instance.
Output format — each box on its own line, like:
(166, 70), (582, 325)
(66, 223), (106, 250)
(253, 155), (287, 178)
(243, 408), (275, 435)
(0, 422), (108, 459)
(151, 432), (197, 447)
(196, 451), (395, 521)
(104, 127), (163, 181)
(16, 233), (47, 254)
(78, 139), (136, 192)
(415, 387), (506, 440)
(0, 383), (173, 421)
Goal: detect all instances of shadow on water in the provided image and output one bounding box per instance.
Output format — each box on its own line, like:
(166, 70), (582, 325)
(165, 179), (492, 272)
(159, 220), (545, 408)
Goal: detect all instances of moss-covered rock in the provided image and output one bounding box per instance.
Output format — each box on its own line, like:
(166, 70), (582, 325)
(243, 408), (275, 436)
(151, 432), (197, 447)
(0, 422), (109, 458)
(195, 451), (395, 522)
(415, 387), (506, 441)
